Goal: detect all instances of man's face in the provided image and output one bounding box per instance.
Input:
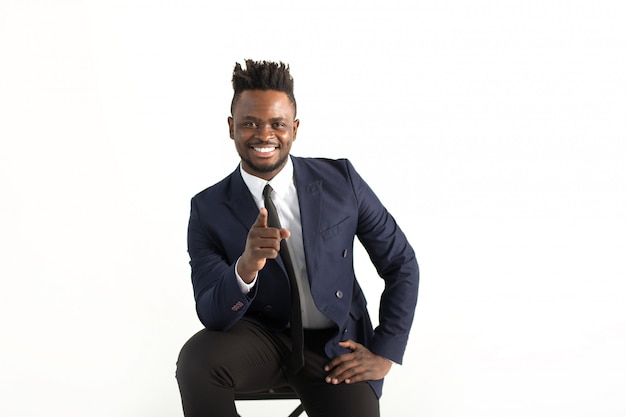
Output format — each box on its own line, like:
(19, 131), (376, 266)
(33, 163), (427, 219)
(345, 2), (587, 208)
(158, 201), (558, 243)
(228, 89), (299, 181)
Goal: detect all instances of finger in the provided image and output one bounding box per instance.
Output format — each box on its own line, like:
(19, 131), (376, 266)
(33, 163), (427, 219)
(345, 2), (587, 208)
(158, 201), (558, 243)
(324, 340), (358, 371)
(338, 339), (359, 350)
(250, 227), (283, 242)
(253, 208), (268, 228)
(324, 351), (354, 372)
(324, 353), (356, 383)
(279, 228), (291, 240)
(339, 365), (367, 385)
(325, 359), (363, 384)
(255, 240), (282, 257)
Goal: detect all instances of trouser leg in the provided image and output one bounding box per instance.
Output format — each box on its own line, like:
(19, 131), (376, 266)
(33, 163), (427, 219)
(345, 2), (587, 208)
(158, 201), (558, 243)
(283, 329), (381, 417)
(176, 323), (380, 417)
(175, 321), (288, 417)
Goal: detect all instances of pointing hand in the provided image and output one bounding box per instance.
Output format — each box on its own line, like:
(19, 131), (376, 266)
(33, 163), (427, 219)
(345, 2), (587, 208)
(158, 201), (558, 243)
(237, 208), (290, 283)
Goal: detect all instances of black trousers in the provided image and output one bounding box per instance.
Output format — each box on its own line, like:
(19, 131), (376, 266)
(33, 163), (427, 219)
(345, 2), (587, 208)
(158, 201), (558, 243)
(176, 320), (380, 417)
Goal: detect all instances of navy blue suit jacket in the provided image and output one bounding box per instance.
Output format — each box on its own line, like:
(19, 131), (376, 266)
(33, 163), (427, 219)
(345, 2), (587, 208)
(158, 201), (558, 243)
(187, 156), (419, 397)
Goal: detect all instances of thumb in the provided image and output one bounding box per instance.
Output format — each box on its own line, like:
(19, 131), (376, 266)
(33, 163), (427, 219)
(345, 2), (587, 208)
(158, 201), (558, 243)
(338, 340), (358, 350)
(279, 228), (291, 240)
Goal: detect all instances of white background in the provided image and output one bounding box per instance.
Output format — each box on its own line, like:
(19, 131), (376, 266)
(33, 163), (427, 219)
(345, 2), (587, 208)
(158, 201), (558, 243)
(1, 1), (625, 416)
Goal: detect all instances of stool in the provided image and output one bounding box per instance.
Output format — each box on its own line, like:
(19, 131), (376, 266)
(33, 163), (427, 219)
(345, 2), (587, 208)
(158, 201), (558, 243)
(235, 386), (305, 417)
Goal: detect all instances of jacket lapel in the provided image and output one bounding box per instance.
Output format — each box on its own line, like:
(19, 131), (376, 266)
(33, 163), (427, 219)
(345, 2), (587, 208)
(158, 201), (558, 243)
(224, 167), (259, 232)
(225, 159), (323, 275)
(293, 157), (323, 277)
(225, 166), (289, 273)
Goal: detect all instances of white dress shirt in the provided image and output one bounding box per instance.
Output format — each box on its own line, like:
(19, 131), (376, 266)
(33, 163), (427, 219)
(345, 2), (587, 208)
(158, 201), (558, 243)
(235, 157), (335, 329)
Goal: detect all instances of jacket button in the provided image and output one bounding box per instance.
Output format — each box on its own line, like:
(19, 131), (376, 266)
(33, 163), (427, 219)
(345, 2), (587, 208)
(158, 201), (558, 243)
(335, 290), (343, 299)
(342, 249), (348, 258)
(264, 305), (273, 311)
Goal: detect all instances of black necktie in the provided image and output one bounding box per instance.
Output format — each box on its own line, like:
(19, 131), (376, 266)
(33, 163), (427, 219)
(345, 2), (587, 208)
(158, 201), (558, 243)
(263, 184), (305, 372)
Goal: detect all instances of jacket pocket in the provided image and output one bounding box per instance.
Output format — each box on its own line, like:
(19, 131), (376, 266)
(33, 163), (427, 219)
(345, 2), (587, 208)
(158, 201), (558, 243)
(320, 216), (351, 241)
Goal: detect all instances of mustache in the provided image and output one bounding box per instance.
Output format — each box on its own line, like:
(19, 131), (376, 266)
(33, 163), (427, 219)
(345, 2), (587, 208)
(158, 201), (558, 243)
(250, 141), (280, 147)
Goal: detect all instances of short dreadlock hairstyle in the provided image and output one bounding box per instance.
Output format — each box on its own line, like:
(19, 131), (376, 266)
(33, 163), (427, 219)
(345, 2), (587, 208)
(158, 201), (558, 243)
(230, 59), (297, 116)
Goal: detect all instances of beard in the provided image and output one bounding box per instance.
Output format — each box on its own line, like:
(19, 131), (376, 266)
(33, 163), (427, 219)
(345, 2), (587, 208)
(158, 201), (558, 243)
(240, 153), (289, 176)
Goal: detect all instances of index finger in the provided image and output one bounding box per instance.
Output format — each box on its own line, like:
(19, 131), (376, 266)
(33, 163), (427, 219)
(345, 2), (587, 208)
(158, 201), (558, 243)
(324, 350), (354, 372)
(253, 208), (268, 228)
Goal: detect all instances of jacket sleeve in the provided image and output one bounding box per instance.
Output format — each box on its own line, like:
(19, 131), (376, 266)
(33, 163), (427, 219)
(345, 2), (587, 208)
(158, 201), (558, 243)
(187, 195), (257, 330)
(347, 160), (419, 364)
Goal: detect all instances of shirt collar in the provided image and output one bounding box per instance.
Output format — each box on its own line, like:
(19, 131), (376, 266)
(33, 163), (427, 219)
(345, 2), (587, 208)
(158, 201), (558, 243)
(239, 156), (294, 202)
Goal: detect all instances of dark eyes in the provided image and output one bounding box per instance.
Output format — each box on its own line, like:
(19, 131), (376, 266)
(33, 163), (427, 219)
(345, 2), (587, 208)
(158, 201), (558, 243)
(241, 122), (287, 129)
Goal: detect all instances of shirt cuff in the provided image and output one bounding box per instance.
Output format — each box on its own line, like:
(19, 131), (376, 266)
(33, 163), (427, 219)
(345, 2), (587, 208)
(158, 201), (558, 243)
(234, 257), (258, 294)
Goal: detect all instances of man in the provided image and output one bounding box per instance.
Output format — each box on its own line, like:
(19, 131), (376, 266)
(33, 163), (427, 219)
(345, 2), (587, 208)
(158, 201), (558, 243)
(176, 60), (419, 417)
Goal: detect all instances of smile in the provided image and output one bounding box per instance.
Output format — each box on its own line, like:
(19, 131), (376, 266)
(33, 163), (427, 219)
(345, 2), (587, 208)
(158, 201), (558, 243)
(253, 146), (277, 153)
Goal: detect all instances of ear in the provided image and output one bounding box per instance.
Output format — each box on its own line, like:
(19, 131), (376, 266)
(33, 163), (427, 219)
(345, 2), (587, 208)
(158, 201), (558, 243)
(227, 116), (234, 139)
(292, 119), (300, 141)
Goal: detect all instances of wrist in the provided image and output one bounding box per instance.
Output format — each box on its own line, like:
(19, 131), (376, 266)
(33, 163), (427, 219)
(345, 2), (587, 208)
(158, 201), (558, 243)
(236, 257), (257, 283)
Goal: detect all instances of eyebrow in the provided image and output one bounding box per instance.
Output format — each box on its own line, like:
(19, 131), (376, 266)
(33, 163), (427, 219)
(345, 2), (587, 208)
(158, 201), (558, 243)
(241, 115), (289, 122)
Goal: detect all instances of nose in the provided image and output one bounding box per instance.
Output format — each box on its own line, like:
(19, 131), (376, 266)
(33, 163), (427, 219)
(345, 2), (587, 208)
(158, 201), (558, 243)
(255, 123), (275, 141)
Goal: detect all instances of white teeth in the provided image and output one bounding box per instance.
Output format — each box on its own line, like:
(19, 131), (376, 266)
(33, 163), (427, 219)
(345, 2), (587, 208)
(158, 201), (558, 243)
(254, 147), (276, 153)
